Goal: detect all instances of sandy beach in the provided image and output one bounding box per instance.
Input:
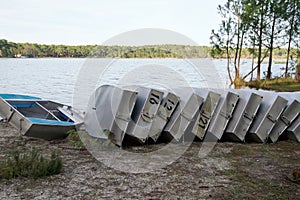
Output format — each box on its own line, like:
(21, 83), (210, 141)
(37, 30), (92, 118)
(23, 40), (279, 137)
(0, 121), (299, 199)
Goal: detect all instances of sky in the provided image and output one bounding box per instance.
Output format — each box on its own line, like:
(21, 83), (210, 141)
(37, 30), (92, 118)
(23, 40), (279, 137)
(0, 0), (225, 46)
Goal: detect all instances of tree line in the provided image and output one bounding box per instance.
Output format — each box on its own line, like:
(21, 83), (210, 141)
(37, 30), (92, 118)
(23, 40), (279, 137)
(210, 0), (300, 85)
(0, 39), (212, 58)
(0, 38), (294, 60)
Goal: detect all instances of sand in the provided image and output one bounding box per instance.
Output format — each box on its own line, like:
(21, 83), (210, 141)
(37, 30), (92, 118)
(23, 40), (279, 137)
(0, 122), (299, 199)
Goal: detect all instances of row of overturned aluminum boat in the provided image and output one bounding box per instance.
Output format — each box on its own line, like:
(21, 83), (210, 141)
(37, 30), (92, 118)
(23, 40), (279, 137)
(85, 85), (300, 146)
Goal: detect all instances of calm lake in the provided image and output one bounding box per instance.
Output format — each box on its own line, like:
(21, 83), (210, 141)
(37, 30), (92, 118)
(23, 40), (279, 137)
(0, 58), (284, 107)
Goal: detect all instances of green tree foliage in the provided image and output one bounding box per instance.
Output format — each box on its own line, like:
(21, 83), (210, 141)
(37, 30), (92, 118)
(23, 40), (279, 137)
(211, 0), (300, 83)
(285, 0), (300, 78)
(263, 0), (288, 79)
(210, 0), (248, 86)
(0, 39), (16, 57)
(0, 39), (294, 61)
(210, 1), (236, 85)
(0, 40), (211, 59)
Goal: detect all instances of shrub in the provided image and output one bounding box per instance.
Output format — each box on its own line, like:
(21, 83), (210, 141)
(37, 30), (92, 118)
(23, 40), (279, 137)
(67, 130), (85, 149)
(0, 147), (62, 179)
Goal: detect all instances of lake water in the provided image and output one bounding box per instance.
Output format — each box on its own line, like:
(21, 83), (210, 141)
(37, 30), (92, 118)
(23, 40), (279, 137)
(0, 58), (285, 108)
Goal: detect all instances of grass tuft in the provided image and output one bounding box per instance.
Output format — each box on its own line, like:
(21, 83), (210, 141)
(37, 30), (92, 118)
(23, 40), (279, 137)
(67, 130), (85, 149)
(0, 147), (62, 179)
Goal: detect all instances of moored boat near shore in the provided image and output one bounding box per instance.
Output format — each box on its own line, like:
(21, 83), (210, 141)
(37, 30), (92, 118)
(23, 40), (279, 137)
(0, 94), (83, 140)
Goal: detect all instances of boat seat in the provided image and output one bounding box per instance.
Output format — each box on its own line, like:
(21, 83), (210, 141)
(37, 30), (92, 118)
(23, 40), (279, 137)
(34, 101), (62, 121)
(57, 107), (74, 122)
(11, 103), (36, 108)
(28, 117), (74, 125)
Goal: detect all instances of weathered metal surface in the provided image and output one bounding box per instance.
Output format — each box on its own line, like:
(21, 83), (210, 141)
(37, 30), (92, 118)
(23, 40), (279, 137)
(269, 99), (300, 143)
(285, 115), (300, 142)
(0, 96), (81, 140)
(279, 92), (300, 142)
(148, 92), (180, 142)
(247, 90), (288, 143)
(224, 90), (263, 142)
(0, 98), (29, 134)
(80, 85), (300, 144)
(191, 90), (221, 140)
(125, 86), (164, 143)
(85, 85), (137, 146)
(58, 106), (84, 125)
(163, 88), (204, 142)
(111, 88), (139, 145)
(207, 90), (239, 140)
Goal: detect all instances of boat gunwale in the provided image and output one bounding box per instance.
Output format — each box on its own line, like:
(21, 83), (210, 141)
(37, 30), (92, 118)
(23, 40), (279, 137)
(0, 97), (80, 126)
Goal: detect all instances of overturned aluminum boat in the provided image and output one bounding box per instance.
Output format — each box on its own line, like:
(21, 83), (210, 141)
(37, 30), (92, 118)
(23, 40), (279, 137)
(125, 86), (164, 144)
(206, 90), (239, 141)
(246, 90), (288, 143)
(191, 89), (221, 140)
(163, 87), (204, 142)
(224, 90), (263, 142)
(269, 99), (300, 143)
(84, 85), (138, 146)
(82, 84), (299, 145)
(147, 91), (180, 142)
(0, 94), (83, 140)
(285, 115), (300, 142)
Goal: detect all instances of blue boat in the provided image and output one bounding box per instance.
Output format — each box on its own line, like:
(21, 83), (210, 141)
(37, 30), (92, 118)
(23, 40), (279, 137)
(0, 94), (83, 140)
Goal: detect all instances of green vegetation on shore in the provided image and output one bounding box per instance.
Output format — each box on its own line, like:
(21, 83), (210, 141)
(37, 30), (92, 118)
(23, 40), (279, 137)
(0, 38), (296, 59)
(0, 39), (212, 58)
(67, 130), (85, 150)
(211, 0), (300, 84)
(0, 147), (62, 179)
(245, 78), (300, 92)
